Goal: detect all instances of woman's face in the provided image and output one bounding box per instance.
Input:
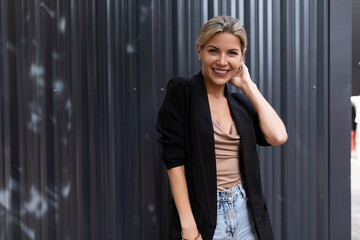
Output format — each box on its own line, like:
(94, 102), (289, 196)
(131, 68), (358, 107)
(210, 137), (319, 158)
(197, 32), (244, 87)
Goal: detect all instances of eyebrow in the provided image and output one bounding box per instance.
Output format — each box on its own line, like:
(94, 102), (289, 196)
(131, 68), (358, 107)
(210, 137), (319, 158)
(207, 45), (240, 52)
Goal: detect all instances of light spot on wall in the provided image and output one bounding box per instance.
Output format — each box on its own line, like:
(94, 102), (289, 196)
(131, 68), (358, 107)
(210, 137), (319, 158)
(24, 185), (48, 218)
(65, 99), (72, 132)
(126, 44), (134, 53)
(62, 137), (68, 146)
(51, 115), (57, 125)
(46, 186), (58, 200)
(39, 2), (55, 18)
(62, 183), (70, 198)
(66, 99), (72, 116)
(140, 6), (149, 23)
(45, 186), (58, 209)
(0, 190), (10, 210)
(28, 112), (41, 133)
(52, 51), (64, 60)
(28, 101), (43, 133)
(9, 178), (19, 191)
(148, 204), (155, 212)
(30, 64), (44, 78)
(53, 80), (64, 94)
(20, 222), (35, 240)
(59, 17), (66, 33)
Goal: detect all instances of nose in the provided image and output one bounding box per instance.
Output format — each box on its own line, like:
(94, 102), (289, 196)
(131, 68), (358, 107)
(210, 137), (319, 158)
(217, 53), (227, 66)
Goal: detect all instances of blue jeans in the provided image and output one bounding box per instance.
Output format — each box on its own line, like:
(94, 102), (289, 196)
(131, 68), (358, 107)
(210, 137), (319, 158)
(213, 182), (258, 240)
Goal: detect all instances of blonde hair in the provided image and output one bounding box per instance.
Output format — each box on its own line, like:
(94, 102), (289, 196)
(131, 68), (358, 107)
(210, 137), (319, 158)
(197, 16), (247, 53)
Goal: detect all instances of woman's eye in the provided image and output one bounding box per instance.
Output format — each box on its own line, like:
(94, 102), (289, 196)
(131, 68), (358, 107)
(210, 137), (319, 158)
(229, 51), (238, 55)
(209, 49), (217, 53)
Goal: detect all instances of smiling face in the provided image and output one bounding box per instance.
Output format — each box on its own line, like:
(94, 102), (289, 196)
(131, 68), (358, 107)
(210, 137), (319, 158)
(197, 32), (244, 89)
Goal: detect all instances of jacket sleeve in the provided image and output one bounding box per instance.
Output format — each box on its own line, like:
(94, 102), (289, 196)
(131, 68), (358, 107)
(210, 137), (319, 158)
(156, 78), (189, 169)
(232, 92), (270, 146)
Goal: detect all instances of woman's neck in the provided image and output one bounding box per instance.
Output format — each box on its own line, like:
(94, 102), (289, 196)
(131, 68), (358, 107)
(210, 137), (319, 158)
(203, 77), (226, 99)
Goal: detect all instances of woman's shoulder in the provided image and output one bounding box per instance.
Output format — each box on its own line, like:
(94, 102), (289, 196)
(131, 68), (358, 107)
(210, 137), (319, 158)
(165, 71), (204, 98)
(164, 76), (192, 101)
(166, 76), (191, 91)
(161, 76), (192, 111)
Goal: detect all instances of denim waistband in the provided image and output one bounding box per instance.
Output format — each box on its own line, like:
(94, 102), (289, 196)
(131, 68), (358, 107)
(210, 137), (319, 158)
(217, 181), (247, 200)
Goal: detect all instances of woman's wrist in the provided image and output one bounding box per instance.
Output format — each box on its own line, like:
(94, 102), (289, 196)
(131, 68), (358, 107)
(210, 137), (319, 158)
(180, 213), (197, 228)
(181, 230), (201, 240)
(240, 79), (257, 96)
(180, 215), (199, 239)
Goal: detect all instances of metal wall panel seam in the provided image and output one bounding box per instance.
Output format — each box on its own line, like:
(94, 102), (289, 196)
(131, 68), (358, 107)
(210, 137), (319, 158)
(273, 1), (284, 239)
(0, 1), (11, 239)
(308, 0), (319, 239)
(321, 1), (329, 238)
(284, 0), (295, 238)
(0, 1), (6, 239)
(329, 0), (352, 238)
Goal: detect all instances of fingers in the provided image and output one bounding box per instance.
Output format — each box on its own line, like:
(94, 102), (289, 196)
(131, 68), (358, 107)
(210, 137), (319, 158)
(237, 63), (245, 75)
(239, 62), (249, 72)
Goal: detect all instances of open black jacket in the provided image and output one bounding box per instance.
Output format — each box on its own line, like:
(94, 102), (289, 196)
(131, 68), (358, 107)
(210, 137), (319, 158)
(156, 71), (274, 240)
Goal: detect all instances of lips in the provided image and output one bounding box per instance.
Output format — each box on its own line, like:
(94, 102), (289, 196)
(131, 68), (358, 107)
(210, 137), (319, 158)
(212, 68), (230, 76)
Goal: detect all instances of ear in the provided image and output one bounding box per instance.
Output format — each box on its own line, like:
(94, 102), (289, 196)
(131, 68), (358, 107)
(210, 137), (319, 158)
(196, 43), (202, 60)
(241, 48), (247, 62)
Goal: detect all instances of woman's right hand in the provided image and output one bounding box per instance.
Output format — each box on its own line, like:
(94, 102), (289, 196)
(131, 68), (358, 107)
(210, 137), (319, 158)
(167, 166), (202, 239)
(181, 226), (202, 240)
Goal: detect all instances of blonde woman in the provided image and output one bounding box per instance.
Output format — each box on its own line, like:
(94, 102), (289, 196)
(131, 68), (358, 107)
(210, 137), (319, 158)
(157, 16), (287, 240)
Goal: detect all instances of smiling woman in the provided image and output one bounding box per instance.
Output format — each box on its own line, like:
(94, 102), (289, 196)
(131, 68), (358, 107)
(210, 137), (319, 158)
(156, 15), (287, 240)
(197, 33), (243, 88)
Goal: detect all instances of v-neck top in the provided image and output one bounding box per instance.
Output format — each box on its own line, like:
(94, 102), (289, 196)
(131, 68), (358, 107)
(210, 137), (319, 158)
(211, 116), (243, 191)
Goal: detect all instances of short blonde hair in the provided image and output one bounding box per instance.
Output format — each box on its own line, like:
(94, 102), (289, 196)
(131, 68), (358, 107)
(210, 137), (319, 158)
(197, 16), (247, 53)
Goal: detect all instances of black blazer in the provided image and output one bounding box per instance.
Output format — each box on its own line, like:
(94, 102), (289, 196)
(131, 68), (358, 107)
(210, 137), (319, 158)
(156, 71), (274, 240)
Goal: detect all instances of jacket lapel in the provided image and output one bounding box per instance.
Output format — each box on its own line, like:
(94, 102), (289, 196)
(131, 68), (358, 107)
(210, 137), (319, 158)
(191, 72), (217, 226)
(225, 89), (261, 197)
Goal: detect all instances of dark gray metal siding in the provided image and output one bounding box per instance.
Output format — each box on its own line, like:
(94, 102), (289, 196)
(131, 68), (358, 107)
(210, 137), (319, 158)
(353, 0), (360, 96)
(0, 0), (351, 239)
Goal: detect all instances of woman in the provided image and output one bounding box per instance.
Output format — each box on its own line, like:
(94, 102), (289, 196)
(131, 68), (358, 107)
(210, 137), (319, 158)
(157, 16), (287, 240)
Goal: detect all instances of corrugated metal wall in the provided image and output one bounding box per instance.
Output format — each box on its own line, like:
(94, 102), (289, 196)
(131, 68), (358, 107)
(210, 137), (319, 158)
(0, 0), (351, 239)
(353, 0), (360, 96)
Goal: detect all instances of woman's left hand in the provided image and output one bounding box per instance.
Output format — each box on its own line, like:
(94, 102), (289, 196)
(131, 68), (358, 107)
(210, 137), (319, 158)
(229, 62), (252, 91)
(229, 62), (288, 147)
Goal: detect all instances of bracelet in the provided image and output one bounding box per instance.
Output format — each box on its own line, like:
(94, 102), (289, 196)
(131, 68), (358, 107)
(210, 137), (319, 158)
(181, 231), (201, 240)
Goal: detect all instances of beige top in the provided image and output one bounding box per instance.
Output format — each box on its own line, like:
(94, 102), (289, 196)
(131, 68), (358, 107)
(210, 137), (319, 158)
(212, 116), (243, 191)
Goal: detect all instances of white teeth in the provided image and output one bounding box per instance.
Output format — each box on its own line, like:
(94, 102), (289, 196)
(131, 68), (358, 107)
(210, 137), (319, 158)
(214, 69), (228, 74)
